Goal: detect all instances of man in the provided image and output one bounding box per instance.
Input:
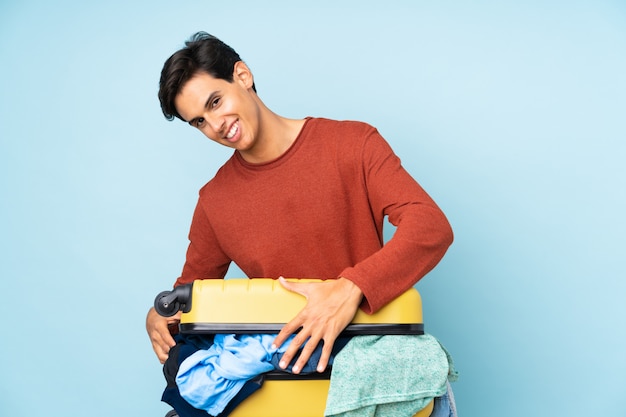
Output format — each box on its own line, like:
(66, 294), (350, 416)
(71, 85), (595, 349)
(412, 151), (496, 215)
(146, 32), (454, 415)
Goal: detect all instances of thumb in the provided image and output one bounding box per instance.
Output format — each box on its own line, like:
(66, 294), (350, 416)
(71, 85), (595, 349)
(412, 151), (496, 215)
(278, 276), (311, 298)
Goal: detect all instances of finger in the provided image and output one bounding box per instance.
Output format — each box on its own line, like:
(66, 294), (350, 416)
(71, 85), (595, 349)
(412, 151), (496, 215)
(315, 337), (335, 373)
(278, 276), (311, 298)
(148, 329), (170, 362)
(277, 328), (311, 371)
(152, 321), (177, 349)
(149, 331), (171, 363)
(154, 342), (170, 364)
(272, 315), (303, 349)
(161, 326), (177, 348)
(147, 308), (178, 362)
(291, 335), (324, 374)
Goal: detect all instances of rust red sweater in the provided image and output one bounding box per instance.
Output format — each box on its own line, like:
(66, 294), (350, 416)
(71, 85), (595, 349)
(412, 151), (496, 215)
(175, 118), (453, 313)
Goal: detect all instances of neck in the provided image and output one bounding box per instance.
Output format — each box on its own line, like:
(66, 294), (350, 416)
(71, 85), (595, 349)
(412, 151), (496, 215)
(241, 96), (305, 164)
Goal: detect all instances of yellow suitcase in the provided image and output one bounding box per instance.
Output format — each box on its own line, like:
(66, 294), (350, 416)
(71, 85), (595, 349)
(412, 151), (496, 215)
(155, 278), (434, 417)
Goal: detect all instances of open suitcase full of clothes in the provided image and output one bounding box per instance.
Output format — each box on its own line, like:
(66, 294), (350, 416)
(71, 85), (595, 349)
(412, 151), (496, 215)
(154, 278), (434, 417)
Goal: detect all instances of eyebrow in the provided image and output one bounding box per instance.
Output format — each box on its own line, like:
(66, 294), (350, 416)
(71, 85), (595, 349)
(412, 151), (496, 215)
(187, 91), (220, 126)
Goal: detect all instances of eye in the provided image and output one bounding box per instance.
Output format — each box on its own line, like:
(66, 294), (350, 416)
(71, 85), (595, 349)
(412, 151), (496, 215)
(195, 117), (205, 128)
(210, 97), (221, 109)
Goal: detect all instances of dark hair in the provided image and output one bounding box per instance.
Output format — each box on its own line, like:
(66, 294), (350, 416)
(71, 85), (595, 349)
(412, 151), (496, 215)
(158, 32), (255, 121)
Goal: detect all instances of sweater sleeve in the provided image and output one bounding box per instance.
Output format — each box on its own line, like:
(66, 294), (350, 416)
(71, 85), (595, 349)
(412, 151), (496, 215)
(173, 196), (231, 287)
(339, 128), (453, 313)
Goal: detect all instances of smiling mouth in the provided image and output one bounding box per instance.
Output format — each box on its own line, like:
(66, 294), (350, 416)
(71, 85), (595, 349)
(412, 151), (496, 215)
(226, 121), (239, 140)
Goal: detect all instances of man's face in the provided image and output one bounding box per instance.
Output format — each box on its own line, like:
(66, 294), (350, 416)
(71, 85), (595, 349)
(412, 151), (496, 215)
(174, 65), (260, 156)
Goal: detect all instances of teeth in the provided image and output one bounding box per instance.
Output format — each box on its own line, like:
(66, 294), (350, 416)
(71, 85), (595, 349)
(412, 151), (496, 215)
(226, 122), (238, 139)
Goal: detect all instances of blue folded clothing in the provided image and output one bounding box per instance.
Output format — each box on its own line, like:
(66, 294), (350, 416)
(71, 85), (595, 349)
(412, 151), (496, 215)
(176, 334), (289, 415)
(175, 334), (350, 416)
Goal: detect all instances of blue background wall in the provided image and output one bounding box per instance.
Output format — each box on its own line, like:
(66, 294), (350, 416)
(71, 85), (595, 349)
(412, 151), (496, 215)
(1, 1), (624, 416)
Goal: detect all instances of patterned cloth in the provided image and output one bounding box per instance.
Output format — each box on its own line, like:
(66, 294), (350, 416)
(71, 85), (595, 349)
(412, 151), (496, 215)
(325, 334), (456, 417)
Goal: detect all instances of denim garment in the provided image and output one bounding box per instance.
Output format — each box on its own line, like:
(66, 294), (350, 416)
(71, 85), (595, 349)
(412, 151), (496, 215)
(430, 381), (458, 417)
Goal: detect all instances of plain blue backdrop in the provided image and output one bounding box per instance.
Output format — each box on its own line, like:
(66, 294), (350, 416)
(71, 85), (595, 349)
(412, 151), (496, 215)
(1, 1), (625, 416)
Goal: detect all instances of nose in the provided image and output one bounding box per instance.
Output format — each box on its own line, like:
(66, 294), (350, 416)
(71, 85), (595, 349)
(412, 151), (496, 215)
(208, 115), (226, 137)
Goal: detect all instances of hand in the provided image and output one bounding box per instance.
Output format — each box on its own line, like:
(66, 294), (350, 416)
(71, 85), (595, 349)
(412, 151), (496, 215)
(272, 277), (363, 374)
(146, 307), (181, 364)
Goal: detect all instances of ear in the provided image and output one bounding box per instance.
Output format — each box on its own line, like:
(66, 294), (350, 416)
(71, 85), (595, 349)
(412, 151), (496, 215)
(233, 61), (254, 90)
